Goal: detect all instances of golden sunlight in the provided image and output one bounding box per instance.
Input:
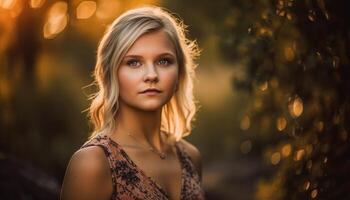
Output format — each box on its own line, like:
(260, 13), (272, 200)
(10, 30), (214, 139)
(43, 1), (68, 39)
(281, 144), (292, 157)
(311, 189), (318, 198)
(76, 1), (96, 19)
(270, 152), (281, 165)
(30, 0), (45, 9)
(259, 81), (268, 91)
(304, 180), (310, 190)
(294, 149), (305, 161)
(276, 116), (287, 131)
(0, 0), (16, 9)
(0, 0), (22, 18)
(95, 0), (121, 20)
(288, 96), (303, 118)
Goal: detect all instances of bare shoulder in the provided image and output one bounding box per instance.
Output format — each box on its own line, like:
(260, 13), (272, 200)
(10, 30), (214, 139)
(60, 146), (113, 200)
(178, 138), (203, 181)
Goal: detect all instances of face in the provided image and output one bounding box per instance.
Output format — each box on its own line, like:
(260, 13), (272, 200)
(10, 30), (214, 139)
(117, 29), (179, 112)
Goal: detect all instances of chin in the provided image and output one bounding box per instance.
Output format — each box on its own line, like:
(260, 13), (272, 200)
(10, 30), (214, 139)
(139, 103), (165, 111)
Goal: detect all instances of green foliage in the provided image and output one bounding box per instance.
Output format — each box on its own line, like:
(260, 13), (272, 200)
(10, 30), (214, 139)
(218, 0), (350, 199)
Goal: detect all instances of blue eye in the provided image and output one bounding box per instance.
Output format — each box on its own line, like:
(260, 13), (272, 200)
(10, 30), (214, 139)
(157, 58), (173, 66)
(126, 59), (141, 67)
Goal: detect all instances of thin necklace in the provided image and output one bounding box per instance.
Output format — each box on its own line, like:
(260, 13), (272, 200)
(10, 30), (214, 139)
(126, 132), (167, 159)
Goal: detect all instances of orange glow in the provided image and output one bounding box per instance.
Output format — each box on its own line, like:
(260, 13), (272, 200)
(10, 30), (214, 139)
(276, 116), (287, 131)
(76, 1), (96, 19)
(311, 189), (318, 198)
(0, 6), (16, 52)
(258, 27), (273, 36)
(0, 0), (23, 18)
(288, 96), (303, 118)
(304, 180), (310, 190)
(95, 0), (121, 20)
(0, 0), (16, 9)
(9, 0), (22, 18)
(259, 81), (268, 91)
(43, 1), (68, 39)
(30, 0), (45, 9)
(240, 115), (250, 130)
(284, 46), (295, 61)
(278, 10), (285, 17)
(294, 149), (305, 161)
(270, 152), (281, 165)
(308, 10), (316, 22)
(281, 144), (292, 157)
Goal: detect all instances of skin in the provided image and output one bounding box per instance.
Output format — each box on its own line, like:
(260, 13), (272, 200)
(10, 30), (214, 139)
(60, 29), (202, 200)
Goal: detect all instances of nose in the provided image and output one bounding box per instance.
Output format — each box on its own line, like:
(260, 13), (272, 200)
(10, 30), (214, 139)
(143, 63), (159, 83)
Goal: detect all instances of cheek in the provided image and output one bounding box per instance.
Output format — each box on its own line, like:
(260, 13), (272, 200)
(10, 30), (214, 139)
(161, 69), (179, 90)
(117, 69), (139, 94)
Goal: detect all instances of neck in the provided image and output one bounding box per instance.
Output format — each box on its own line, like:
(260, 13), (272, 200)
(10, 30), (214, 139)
(113, 101), (165, 151)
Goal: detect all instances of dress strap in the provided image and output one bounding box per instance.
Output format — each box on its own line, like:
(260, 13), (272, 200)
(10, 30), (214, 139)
(174, 140), (201, 182)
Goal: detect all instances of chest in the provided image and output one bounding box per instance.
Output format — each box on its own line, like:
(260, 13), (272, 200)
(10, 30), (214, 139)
(120, 146), (183, 200)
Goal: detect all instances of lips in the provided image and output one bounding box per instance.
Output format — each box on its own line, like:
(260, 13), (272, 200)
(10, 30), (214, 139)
(140, 88), (162, 94)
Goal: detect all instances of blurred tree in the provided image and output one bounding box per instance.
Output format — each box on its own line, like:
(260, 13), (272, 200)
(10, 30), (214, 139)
(0, 0), (159, 198)
(1, 0), (349, 199)
(217, 0), (349, 199)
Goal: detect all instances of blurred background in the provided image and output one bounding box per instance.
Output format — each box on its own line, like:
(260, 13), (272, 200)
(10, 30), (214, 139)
(0, 0), (349, 199)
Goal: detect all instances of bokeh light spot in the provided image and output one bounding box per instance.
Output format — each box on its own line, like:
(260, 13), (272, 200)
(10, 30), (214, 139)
(76, 1), (97, 19)
(276, 116), (287, 131)
(304, 180), (310, 190)
(294, 149), (305, 161)
(240, 115), (250, 131)
(30, 0), (45, 9)
(311, 189), (318, 198)
(43, 1), (68, 39)
(271, 152), (281, 165)
(288, 95), (303, 118)
(281, 144), (292, 157)
(284, 45), (295, 61)
(259, 81), (268, 91)
(0, 0), (16, 9)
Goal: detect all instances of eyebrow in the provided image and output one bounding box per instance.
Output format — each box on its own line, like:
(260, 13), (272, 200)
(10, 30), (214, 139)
(123, 52), (176, 59)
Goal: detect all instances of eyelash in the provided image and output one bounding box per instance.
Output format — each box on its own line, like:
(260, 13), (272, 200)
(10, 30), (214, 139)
(125, 58), (174, 67)
(126, 59), (141, 67)
(157, 58), (173, 66)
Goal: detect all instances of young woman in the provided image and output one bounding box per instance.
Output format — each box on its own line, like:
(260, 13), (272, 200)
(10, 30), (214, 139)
(60, 6), (204, 200)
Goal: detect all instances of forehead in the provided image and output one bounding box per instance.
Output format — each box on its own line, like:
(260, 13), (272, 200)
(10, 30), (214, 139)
(125, 29), (176, 56)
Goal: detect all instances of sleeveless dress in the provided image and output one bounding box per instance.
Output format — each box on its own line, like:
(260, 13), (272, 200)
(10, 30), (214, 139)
(80, 134), (205, 200)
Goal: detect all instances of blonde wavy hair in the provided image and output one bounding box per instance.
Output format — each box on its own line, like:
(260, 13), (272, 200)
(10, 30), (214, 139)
(87, 6), (200, 141)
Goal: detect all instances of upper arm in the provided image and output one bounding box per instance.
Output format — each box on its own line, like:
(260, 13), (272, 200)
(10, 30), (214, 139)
(60, 146), (113, 200)
(179, 139), (203, 181)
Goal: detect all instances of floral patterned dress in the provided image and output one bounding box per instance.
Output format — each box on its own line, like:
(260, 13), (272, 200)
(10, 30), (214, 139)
(80, 134), (205, 200)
